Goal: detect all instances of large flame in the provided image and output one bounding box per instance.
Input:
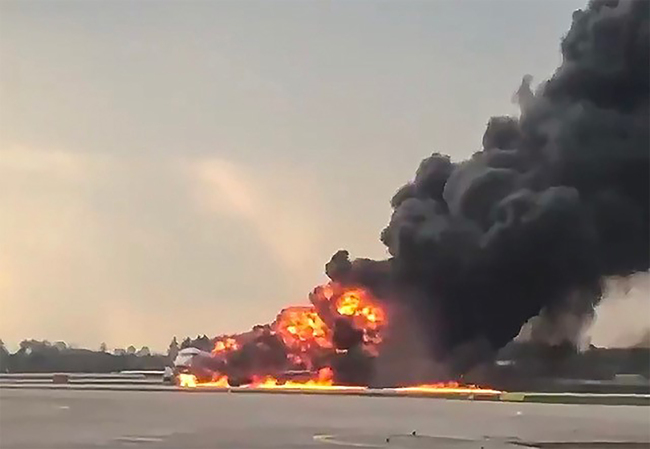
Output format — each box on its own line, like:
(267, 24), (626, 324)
(335, 288), (386, 347)
(176, 282), (495, 393)
(178, 373), (198, 388)
(274, 306), (331, 352)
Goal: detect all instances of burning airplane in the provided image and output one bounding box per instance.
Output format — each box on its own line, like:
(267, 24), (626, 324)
(176, 0), (649, 391)
(174, 282), (390, 388)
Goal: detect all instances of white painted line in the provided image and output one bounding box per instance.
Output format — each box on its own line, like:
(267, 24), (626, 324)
(313, 434), (385, 447)
(115, 436), (165, 443)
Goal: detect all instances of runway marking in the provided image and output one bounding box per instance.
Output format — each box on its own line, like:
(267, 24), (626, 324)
(115, 436), (165, 444)
(313, 434), (385, 447)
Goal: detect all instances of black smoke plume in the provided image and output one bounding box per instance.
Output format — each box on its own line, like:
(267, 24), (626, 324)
(327, 0), (649, 375)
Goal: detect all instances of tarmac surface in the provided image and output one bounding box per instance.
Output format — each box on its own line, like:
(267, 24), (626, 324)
(1, 389), (649, 449)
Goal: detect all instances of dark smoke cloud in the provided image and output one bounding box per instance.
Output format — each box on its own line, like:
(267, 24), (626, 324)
(327, 0), (649, 373)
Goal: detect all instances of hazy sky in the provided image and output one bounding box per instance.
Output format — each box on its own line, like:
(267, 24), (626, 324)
(1, 0), (646, 352)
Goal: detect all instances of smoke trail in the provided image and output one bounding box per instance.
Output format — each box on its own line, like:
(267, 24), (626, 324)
(327, 0), (649, 373)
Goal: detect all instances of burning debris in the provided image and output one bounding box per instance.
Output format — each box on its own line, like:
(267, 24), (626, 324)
(179, 0), (648, 389)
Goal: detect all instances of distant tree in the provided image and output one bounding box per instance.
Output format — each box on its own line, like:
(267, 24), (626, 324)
(99, 342), (108, 353)
(19, 340), (36, 355)
(136, 346), (151, 357)
(180, 337), (192, 349)
(167, 337), (179, 360)
(0, 340), (167, 373)
(126, 345), (136, 355)
(53, 341), (68, 351)
(0, 339), (9, 372)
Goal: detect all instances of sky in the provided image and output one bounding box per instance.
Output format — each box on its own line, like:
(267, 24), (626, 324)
(1, 0), (647, 352)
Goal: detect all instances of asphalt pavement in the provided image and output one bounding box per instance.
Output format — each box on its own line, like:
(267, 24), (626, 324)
(1, 389), (648, 449)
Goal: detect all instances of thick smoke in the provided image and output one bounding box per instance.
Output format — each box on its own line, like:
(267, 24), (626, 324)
(327, 0), (649, 374)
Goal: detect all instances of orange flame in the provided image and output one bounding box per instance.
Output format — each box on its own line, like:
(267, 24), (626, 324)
(197, 375), (231, 388)
(247, 367), (345, 390)
(212, 337), (239, 355)
(271, 284), (388, 369)
(336, 289), (385, 327)
(335, 287), (386, 348)
(273, 306), (332, 352)
(178, 373), (198, 388)
(395, 382), (501, 395)
(179, 368), (366, 391)
(178, 373), (497, 394)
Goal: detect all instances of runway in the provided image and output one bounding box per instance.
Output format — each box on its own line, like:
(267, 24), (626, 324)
(1, 389), (648, 449)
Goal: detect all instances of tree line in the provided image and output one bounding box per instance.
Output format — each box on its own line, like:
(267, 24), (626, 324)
(2, 336), (647, 379)
(0, 335), (217, 373)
